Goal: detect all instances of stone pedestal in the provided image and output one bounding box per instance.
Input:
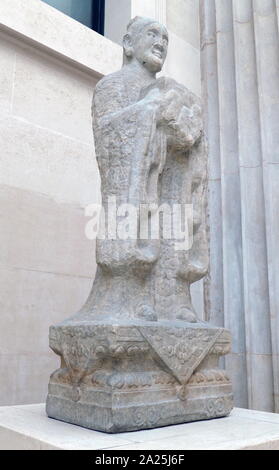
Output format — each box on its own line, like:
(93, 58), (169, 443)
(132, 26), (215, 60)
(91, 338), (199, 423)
(46, 319), (233, 433)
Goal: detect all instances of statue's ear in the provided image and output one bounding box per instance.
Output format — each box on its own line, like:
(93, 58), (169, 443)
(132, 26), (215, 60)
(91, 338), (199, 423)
(123, 33), (134, 59)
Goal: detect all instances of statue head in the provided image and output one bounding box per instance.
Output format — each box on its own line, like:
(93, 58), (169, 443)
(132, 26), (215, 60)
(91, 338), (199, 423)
(123, 16), (169, 74)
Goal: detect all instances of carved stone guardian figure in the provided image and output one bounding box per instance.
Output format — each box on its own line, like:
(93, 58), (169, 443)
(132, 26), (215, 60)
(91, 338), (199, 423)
(46, 17), (233, 433)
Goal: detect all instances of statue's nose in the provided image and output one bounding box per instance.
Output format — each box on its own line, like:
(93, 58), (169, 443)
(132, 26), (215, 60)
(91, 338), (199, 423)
(154, 41), (164, 50)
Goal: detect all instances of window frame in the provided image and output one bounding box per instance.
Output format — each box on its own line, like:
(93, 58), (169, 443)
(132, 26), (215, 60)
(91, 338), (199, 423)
(42, 0), (106, 35)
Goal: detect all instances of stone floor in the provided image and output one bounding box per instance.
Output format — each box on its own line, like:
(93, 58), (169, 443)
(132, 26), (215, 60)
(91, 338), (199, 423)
(0, 404), (279, 450)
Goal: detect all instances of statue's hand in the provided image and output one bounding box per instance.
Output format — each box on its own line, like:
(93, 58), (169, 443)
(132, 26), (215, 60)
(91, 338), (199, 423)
(142, 87), (164, 109)
(140, 80), (203, 150)
(158, 89), (183, 123)
(165, 104), (202, 151)
(177, 103), (203, 146)
(142, 87), (183, 123)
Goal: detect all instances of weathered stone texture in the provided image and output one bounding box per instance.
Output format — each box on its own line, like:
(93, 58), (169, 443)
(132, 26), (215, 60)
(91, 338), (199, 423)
(47, 16), (233, 432)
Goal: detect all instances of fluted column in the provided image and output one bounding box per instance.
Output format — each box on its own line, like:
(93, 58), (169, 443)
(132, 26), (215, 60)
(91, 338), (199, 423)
(201, 0), (224, 329)
(200, 0), (279, 412)
(253, 0), (279, 412)
(131, 0), (167, 23)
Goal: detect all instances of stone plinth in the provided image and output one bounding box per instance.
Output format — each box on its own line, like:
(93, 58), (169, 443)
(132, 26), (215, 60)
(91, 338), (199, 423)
(1, 405), (279, 450)
(46, 319), (232, 433)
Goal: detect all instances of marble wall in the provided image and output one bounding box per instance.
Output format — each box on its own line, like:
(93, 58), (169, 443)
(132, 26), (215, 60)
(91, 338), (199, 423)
(0, 0), (122, 405)
(0, 0), (201, 405)
(201, 0), (279, 412)
(105, 0), (132, 45)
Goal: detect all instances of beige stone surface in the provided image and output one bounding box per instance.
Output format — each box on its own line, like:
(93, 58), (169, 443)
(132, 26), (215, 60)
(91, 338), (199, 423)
(12, 48), (97, 144)
(0, 404), (134, 450)
(167, 0), (200, 49)
(0, 405), (279, 450)
(0, 21), (97, 406)
(0, 356), (18, 406)
(0, 0), (122, 77)
(0, 35), (16, 114)
(0, 113), (100, 206)
(0, 266), (93, 405)
(201, 0), (279, 413)
(0, 265), (93, 355)
(0, 185), (96, 278)
(0, 0), (202, 408)
(163, 31), (201, 97)
(131, 0), (165, 20)
(105, 0), (131, 45)
(0, 353), (59, 407)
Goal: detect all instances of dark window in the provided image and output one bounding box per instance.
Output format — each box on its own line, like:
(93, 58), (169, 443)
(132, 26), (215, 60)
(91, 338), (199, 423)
(43, 0), (105, 35)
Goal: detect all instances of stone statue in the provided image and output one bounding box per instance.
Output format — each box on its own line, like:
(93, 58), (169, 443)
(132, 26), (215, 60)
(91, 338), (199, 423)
(46, 17), (233, 433)
(72, 16), (208, 324)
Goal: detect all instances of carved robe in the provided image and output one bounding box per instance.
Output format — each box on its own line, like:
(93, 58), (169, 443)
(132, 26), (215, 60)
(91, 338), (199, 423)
(78, 67), (208, 322)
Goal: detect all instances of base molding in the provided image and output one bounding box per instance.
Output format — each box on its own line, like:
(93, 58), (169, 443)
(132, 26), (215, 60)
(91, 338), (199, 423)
(47, 384), (233, 433)
(46, 319), (233, 432)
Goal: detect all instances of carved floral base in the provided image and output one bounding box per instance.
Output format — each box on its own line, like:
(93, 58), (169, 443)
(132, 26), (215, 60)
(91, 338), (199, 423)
(46, 319), (233, 433)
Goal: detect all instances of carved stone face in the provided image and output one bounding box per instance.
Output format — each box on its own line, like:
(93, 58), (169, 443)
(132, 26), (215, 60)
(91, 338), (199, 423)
(131, 22), (169, 73)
